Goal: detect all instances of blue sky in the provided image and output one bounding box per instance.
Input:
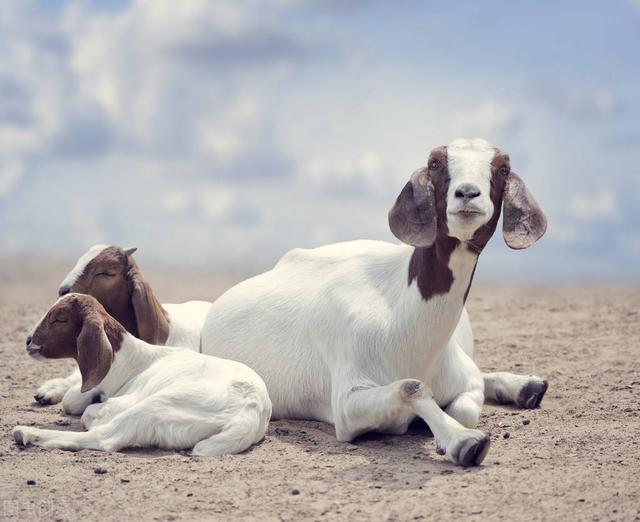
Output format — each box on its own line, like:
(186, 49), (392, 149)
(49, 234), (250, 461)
(0, 0), (639, 280)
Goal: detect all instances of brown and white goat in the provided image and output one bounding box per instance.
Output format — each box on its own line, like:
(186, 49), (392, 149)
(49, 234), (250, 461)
(200, 138), (548, 466)
(33, 246), (211, 414)
(16, 294), (270, 455)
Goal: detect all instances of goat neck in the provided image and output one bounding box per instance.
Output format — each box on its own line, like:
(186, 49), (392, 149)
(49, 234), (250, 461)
(98, 333), (171, 397)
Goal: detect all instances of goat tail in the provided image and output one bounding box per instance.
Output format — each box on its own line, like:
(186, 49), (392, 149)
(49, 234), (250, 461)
(191, 402), (270, 457)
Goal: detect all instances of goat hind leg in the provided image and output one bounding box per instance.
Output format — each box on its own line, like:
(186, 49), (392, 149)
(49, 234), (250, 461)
(333, 379), (422, 442)
(12, 425), (114, 452)
(483, 372), (548, 409)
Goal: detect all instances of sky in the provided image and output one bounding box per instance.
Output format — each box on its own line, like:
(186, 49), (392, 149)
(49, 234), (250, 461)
(0, 0), (639, 280)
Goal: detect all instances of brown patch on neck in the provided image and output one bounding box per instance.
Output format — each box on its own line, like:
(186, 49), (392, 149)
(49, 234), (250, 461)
(408, 234), (460, 302)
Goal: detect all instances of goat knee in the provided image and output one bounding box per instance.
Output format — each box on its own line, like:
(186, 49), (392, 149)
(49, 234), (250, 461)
(62, 385), (99, 416)
(445, 391), (483, 429)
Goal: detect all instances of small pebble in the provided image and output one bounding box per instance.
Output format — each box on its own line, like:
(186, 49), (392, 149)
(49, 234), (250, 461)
(120, 478), (130, 483)
(522, 419), (530, 426)
(94, 467), (108, 475)
(291, 488), (300, 495)
(26, 479), (36, 486)
(503, 432), (510, 439)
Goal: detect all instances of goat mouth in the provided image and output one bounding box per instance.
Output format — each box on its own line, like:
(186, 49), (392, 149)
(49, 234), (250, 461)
(450, 208), (485, 217)
(26, 344), (45, 359)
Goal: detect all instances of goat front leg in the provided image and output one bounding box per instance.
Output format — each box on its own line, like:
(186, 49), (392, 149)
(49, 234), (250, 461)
(434, 339), (485, 429)
(333, 378), (490, 466)
(34, 367), (81, 405)
(454, 309), (548, 409)
(61, 383), (103, 416)
(483, 372), (548, 409)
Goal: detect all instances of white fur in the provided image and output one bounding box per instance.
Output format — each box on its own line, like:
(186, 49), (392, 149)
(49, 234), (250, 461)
(59, 244), (108, 291)
(16, 328), (271, 455)
(200, 240), (489, 464)
(446, 138), (495, 240)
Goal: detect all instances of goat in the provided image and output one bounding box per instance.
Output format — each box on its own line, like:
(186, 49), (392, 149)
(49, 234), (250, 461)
(199, 138), (548, 466)
(33, 245), (211, 415)
(14, 293), (271, 455)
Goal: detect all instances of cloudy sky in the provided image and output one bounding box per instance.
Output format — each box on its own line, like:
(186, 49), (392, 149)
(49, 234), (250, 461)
(1, 0), (639, 280)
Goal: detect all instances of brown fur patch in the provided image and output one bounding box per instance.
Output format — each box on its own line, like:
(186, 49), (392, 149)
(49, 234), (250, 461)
(405, 146), (460, 301)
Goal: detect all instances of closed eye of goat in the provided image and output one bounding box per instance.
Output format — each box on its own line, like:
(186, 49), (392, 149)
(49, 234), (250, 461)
(15, 294), (271, 455)
(199, 138), (549, 467)
(33, 245), (212, 414)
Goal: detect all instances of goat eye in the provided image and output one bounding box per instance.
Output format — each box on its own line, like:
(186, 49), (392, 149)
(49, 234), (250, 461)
(429, 160), (439, 170)
(499, 166), (510, 176)
(96, 272), (116, 277)
(50, 318), (68, 324)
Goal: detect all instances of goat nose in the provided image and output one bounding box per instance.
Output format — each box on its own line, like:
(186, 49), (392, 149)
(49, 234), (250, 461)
(58, 285), (70, 297)
(26, 335), (32, 347)
(455, 183), (481, 200)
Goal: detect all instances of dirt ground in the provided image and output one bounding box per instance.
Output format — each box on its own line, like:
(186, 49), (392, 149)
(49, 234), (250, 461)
(1, 261), (639, 521)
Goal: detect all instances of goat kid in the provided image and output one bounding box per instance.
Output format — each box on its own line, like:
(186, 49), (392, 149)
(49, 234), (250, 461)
(200, 138), (548, 466)
(34, 245), (211, 414)
(15, 294), (271, 455)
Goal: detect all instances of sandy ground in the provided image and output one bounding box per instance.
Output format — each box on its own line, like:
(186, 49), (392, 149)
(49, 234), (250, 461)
(1, 261), (639, 521)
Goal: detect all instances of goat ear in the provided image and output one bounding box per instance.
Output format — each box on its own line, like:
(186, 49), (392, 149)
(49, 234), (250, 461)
(124, 247), (137, 257)
(389, 167), (437, 247)
(502, 172), (547, 249)
(126, 260), (170, 345)
(77, 318), (113, 393)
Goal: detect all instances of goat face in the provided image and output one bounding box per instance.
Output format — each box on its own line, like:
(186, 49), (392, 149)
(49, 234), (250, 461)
(27, 294), (120, 392)
(26, 295), (83, 361)
(389, 138), (547, 252)
(58, 245), (137, 307)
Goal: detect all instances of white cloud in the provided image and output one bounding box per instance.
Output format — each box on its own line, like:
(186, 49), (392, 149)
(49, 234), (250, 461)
(450, 101), (520, 138)
(197, 186), (236, 219)
(0, 161), (23, 198)
(567, 190), (619, 221)
(531, 85), (621, 121)
(301, 151), (383, 197)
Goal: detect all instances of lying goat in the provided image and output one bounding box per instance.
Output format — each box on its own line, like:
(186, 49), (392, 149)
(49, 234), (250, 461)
(34, 245), (211, 414)
(200, 138), (548, 466)
(15, 293), (271, 455)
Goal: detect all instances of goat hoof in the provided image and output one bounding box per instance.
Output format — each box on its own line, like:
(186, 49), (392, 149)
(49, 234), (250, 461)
(34, 393), (50, 405)
(517, 379), (548, 409)
(34, 381), (67, 405)
(451, 433), (491, 467)
(399, 379), (424, 401)
(13, 427), (30, 446)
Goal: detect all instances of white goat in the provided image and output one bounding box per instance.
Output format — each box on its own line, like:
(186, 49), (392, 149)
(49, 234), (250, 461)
(33, 245), (211, 415)
(14, 293), (271, 455)
(200, 139), (548, 466)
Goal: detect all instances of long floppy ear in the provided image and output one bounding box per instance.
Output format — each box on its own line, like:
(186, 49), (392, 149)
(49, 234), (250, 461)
(388, 167), (437, 247)
(77, 318), (113, 393)
(126, 258), (170, 345)
(503, 172), (548, 249)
